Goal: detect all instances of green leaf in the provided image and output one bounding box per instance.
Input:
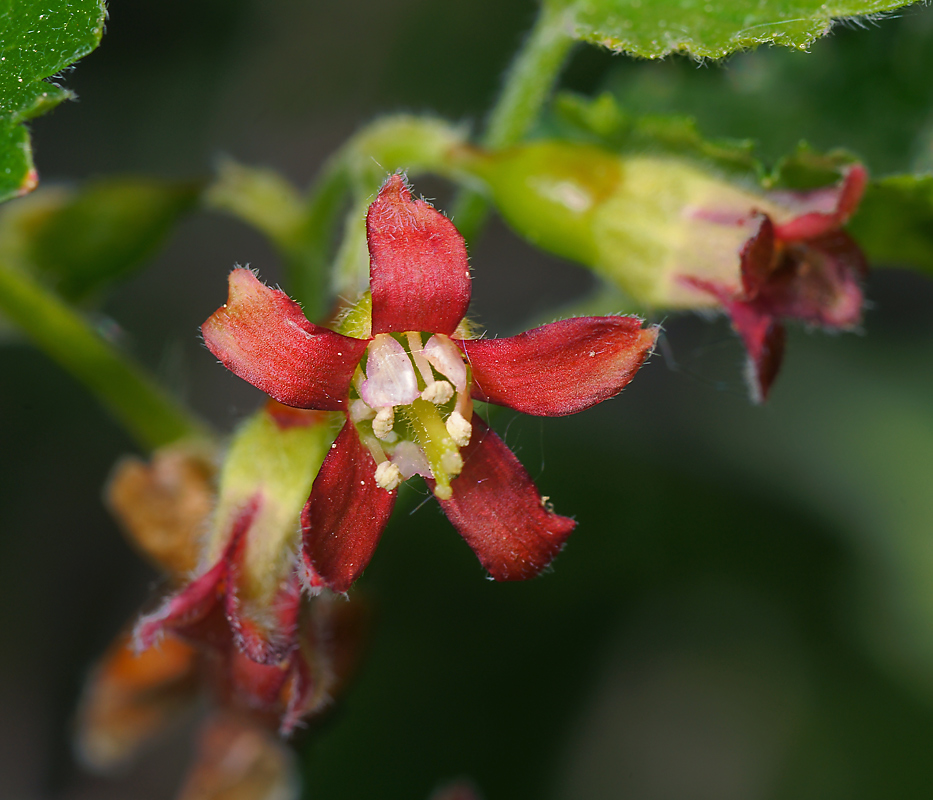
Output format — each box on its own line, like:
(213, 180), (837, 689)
(545, 0), (919, 59)
(765, 141), (860, 189)
(0, 0), (106, 202)
(549, 93), (862, 192)
(849, 174), (933, 276)
(551, 92), (760, 177)
(597, 5), (933, 175)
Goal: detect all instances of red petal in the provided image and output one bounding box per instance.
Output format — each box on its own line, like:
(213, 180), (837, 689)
(279, 654), (316, 736)
(460, 317), (657, 416)
(227, 648), (292, 709)
(836, 163), (869, 218)
(367, 175), (471, 336)
(300, 419), (397, 594)
(774, 164), (868, 241)
(202, 269), (367, 410)
(133, 557), (226, 651)
(433, 418), (576, 581)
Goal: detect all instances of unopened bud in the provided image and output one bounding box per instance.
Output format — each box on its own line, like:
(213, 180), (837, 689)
(454, 141), (787, 310)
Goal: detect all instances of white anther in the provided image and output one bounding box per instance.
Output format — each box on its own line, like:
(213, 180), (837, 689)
(374, 461), (402, 492)
(445, 411), (472, 447)
(350, 399), (375, 423)
(441, 450), (463, 477)
(372, 407), (395, 439)
(421, 380), (454, 405)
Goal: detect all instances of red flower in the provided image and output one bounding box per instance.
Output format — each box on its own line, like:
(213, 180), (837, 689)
(679, 164), (868, 402)
(203, 175), (658, 594)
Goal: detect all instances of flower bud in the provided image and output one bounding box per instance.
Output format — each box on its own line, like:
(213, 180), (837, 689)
(457, 141), (867, 400)
(133, 401), (338, 666)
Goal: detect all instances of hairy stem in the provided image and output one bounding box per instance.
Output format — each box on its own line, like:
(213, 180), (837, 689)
(294, 155), (353, 318)
(0, 263), (212, 451)
(303, 116), (469, 307)
(451, 3), (575, 240)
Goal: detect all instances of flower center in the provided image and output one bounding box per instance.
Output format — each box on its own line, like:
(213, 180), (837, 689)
(350, 331), (473, 500)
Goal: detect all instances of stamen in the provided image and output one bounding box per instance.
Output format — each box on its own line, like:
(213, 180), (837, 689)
(372, 407), (395, 439)
(374, 461), (402, 492)
(455, 390), (473, 421)
(440, 450), (463, 475)
(445, 411), (472, 447)
(360, 434), (388, 465)
(406, 331), (436, 387)
(421, 380), (454, 405)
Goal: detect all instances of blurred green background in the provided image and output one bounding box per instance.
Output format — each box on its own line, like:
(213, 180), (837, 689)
(1, 1), (933, 798)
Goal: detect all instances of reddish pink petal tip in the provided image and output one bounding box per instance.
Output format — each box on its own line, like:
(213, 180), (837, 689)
(202, 269), (367, 410)
(367, 175), (472, 336)
(461, 317), (657, 417)
(435, 418), (576, 581)
(18, 168), (38, 196)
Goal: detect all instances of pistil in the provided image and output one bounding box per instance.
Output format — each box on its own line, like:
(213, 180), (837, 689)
(401, 398), (463, 500)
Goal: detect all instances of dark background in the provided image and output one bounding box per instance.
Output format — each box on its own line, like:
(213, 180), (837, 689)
(2, 1), (933, 798)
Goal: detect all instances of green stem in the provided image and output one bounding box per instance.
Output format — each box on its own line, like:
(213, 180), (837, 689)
(0, 263), (212, 451)
(302, 116), (470, 308)
(294, 155), (352, 318)
(451, 3), (575, 239)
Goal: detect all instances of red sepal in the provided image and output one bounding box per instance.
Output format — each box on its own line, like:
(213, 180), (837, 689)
(133, 497), (302, 666)
(225, 571), (302, 667)
(730, 303), (786, 403)
(132, 498), (259, 653)
(367, 175), (471, 336)
(300, 419), (397, 594)
(433, 417), (576, 581)
(739, 214), (777, 298)
(202, 269), (367, 410)
(758, 232), (865, 328)
(460, 317), (657, 417)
